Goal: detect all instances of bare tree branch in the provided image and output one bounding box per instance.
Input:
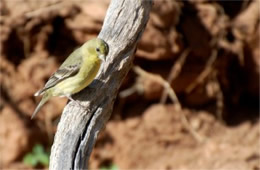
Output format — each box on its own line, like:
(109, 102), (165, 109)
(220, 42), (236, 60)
(49, 0), (153, 169)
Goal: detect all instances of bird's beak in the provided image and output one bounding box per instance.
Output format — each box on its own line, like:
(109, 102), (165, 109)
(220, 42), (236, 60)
(100, 54), (106, 62)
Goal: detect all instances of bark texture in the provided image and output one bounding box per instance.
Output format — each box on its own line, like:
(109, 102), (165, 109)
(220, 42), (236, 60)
(49, 0), (153, 169)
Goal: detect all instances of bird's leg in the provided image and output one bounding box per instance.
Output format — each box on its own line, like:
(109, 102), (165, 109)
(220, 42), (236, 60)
(66, 95), (85, 108)
(66, 95), (91, 113)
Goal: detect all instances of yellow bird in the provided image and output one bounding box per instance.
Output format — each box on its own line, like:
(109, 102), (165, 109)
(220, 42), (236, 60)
(32, 38), (109, 119)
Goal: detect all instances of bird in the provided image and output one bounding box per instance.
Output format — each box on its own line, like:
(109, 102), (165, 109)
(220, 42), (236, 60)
(32, 38), (109, 119)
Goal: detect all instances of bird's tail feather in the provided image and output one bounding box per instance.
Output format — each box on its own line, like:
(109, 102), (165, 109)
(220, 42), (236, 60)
(34, 89), (44, 96)
(31, 91), (51, 119)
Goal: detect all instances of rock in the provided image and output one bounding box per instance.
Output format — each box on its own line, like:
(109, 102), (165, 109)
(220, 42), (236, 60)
(136, 0), (182, 60)
(0, 106), (45, 165)
(232, 1), (260, 96)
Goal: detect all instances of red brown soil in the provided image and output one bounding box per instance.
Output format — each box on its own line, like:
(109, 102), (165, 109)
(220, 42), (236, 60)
(0, 0), (259, 169)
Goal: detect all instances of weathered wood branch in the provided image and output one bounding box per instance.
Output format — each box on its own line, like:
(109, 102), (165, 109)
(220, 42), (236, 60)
(49, 0), (152, 169)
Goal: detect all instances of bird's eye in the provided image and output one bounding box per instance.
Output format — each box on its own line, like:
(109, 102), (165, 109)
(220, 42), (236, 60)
(96, 48), (100, 52)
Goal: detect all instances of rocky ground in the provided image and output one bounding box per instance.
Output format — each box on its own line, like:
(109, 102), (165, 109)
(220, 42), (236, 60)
(0, 0), (259, 169)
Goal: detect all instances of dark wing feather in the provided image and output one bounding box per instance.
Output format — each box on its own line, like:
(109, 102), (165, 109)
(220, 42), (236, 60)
(44, 64), (80, 89)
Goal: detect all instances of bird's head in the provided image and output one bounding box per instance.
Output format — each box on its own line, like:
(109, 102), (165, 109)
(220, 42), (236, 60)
(83, 38), (109, 62)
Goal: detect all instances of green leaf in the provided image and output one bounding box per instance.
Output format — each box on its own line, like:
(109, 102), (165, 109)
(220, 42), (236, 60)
(23, 144), (50, 167)
(23, 153), (38, 166)
(33, 144), (44, 154)
(37, 153), (49, 166)
(110, 164), (119, 170)
(100, 164), (119, 170)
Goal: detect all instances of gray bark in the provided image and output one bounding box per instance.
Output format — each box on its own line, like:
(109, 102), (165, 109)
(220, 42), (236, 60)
(49, 0), (153, 169)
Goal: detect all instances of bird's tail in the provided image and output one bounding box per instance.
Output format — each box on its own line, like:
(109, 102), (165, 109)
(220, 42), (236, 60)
(31, 91), (52, 119)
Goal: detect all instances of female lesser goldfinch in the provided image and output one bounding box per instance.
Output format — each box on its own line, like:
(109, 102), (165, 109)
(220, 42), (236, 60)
(32, 38), (109, 119)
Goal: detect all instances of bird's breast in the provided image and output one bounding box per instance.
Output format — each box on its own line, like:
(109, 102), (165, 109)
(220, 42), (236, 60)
(78, 57), (101, 86)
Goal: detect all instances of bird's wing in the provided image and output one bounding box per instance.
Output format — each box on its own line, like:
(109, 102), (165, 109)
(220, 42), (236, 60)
(44, 64), (80, 88)
(35, 48), (82, 96)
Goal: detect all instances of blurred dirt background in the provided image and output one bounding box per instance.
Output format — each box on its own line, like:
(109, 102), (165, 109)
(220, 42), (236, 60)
(0, 0), (259, 169)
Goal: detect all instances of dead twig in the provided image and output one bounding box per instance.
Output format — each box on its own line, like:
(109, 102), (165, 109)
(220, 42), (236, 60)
(133, 66), (180, 106)
(160, 48), (190, 103)
(24, 1), (66, 19)
(133, 66), (205, 143)
(119, 84), (139, 98)
(212, 72), (224, 123)
(186, 48), (218, 93)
